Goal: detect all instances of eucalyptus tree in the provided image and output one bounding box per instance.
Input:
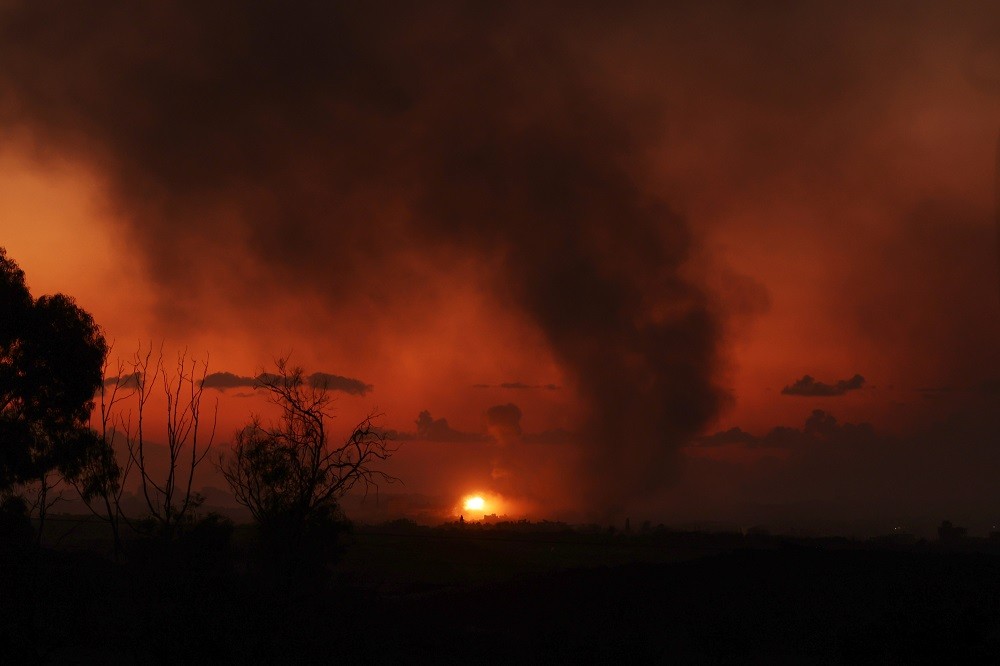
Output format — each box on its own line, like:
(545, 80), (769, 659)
(0, 247), (107, 538)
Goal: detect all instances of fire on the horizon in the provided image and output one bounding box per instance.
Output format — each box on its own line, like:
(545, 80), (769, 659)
(463, 495), (485, 512)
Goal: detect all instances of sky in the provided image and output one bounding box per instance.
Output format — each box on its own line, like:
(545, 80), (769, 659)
(1, 1), (1000, 533)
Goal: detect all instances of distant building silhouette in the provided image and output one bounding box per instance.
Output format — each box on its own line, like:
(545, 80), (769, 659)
(937, 520), (967, 544)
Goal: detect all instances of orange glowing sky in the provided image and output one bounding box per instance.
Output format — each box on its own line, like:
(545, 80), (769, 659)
(2, 2), (1000, 527)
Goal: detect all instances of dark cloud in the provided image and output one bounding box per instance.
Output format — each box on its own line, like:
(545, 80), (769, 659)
(389, 406), (573, 450)
(201, 370), (372, 396)
(695, 426), (758, 447)
(502, 382), (559, 391)
(306, 372), (373, 396)
(402, 410), (487, 444)
(474, 382), (560, 390)
(672, 406), (1000, 535)
(781, 374), (865, 397)
(0, 1), (737, 513)
(485, 403), (523, 440)
(481, 402), (577, 500)
(485, 402), (524, 493)
(102, 372), (140, 389)
(201, 372), (254, 390)
(697, 410), (877, 449)
(9, 2), (1000, 516)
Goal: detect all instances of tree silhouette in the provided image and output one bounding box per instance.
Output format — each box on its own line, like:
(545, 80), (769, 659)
(70, 351), (135, 558)
(126, 344), (217, 537)
(220, 359), (397, 546)
(0, 248), (107, 539)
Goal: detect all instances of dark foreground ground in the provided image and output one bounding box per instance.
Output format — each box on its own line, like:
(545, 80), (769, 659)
(4, 520), (1000, 663)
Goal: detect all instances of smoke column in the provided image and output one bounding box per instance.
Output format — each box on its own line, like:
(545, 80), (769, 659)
(0, 3), (728, 514)
(996, 131), (1000, 306)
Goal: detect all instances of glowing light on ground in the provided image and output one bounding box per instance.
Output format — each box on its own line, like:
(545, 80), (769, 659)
(463, 495), (485, 511)
(455, 491), (520, 521)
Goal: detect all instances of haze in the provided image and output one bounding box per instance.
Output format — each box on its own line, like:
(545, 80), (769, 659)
(2, 1), (999, 534)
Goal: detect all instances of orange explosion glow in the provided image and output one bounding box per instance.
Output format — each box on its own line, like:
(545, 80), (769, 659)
(463, 495), (486, 511)
(456, 492), (513, 520)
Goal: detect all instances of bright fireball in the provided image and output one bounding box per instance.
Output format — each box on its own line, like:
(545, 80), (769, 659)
(463, 495), (485, 511)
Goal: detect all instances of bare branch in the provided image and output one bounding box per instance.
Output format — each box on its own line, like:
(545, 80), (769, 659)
(122, 343), (214, 537)
(219, 358), (399, 534)
(72, 343), (139, 558)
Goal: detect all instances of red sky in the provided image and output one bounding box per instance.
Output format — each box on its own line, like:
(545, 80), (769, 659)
(2, 1), (1000, 532)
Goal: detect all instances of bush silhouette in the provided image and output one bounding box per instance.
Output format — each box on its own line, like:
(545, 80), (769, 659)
(0, 496), (33, 550)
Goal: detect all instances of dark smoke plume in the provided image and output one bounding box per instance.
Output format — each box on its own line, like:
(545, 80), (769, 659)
(0, 2), (728, 513)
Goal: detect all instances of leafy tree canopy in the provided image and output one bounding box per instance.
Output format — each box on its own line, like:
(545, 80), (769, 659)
(0, 247), (107, 491)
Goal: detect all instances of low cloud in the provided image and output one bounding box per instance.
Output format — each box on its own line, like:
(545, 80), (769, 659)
(307, 372), (373, 396)
(386, 411), (487, 443)
(201, 370), (373, 396)
(696, 410), (877, 450)
(388, 405), (574, 447)
(102, 372), (141, 389)
(673, 405), (1000, 535)
(781, 374), (865, 397)
(474, 382), (560, 390)
(696, 426), (758, 447)
(201, 372), (254, 390)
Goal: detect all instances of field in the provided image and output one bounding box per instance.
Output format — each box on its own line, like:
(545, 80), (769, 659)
(5, 516), (1000, 662)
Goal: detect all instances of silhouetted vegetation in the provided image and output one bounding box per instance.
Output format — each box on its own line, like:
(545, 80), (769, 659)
(8, 517), (1000, 661)
(0, 495), (32, 550)
(0, 247), (107, 541)
(126, 345), (216, 538)
(219, 359), (396, 578)
(7, 241), (1000, 661)
(69, 351), (134, 558)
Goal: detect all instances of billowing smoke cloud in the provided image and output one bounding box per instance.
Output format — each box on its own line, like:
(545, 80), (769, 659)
(0, 2), (730, 514)
(13, 3), (1000, 518)
(485, 402), (523, 491)
(410, 411), (486, 444)
(485, 403), (523, 442)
